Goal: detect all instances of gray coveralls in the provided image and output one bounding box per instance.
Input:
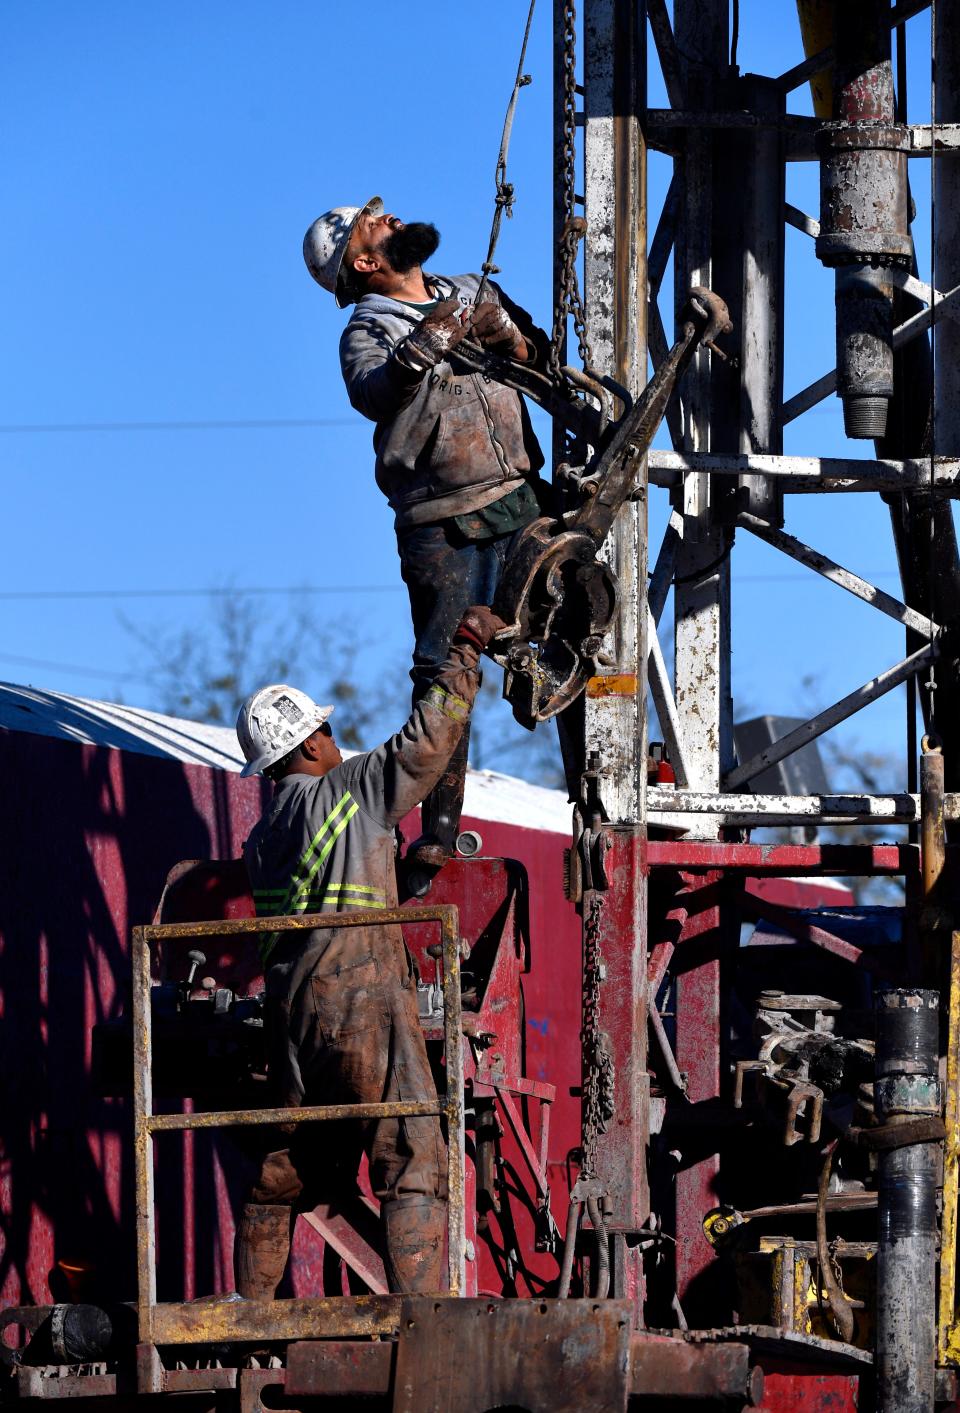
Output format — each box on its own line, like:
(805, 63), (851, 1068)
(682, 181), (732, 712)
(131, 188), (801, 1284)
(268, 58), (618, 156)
(236, 643), (480, 1295)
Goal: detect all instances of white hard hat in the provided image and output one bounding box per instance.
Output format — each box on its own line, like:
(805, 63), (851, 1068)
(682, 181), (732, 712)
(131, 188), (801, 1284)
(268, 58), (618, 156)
(303, 196), (383, 307)
(236, 684), (334, 778)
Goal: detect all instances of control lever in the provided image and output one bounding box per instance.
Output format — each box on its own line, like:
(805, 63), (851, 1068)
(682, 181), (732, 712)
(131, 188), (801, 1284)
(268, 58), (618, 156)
(184, 949), (206, 990)
(489, 287), (731, 728)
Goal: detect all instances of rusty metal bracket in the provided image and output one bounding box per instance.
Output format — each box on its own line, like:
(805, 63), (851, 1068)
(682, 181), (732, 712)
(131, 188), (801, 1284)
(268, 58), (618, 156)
(489, 288), (731, 728)
(285, 1340), (392, 1398)
(849, 1116), (946, 1150)
(391, 1297), (632, 1413)
(734, 1060), (824, 1145)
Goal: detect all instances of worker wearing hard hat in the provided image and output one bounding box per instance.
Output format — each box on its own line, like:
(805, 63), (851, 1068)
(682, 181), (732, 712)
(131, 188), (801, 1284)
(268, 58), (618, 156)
(233, 604), (504, 1296)
(303, 197), (549, 872)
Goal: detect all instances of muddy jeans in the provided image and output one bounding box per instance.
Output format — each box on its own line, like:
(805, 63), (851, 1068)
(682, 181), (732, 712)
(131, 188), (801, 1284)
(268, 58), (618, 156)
(395, 520), (528, 836)
(250, 926), (446, 1210)
(396, 519), (529, 705)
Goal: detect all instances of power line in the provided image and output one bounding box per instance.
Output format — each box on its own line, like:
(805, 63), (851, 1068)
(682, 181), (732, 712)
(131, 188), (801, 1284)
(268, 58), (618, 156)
(0, 417), (361, 434)
(0, 571), (908, 687)
(0, 651), (152, 684)
(0, 573), (903, 602)
(0, 410), (552, 434)
(0, 584), (404, 601)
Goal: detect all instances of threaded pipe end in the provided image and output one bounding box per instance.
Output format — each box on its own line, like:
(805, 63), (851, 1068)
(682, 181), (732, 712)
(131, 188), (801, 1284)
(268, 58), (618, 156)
(843, 394), (889, 439)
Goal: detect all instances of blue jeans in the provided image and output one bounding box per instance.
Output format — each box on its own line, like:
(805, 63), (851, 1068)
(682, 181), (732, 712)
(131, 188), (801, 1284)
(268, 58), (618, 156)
(395, 518), (528, 848)
(396, 519), (526, 704)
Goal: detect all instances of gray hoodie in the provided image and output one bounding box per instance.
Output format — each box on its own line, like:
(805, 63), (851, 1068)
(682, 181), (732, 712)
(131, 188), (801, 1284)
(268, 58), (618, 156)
(339, 273), (546, 528)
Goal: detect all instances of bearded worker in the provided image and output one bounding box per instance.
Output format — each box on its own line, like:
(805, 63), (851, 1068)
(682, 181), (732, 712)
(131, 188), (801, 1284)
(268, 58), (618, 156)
(303, 198), (549, 874)
(233, 606), (504, 1297)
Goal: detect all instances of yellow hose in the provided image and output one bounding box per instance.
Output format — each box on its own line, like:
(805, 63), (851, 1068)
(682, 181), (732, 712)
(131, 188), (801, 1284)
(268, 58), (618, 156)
(795, 0), (834, 120)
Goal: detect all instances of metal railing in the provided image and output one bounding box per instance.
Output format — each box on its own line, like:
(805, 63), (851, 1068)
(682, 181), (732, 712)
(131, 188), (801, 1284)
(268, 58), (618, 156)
(132, 904), (465, 1349)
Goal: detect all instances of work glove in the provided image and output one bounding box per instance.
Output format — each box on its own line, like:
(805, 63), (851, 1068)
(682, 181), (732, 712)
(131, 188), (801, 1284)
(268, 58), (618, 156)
(394, 299), (470, 372)
(469, 302), (525, 357)
(453, 606), (508, 652)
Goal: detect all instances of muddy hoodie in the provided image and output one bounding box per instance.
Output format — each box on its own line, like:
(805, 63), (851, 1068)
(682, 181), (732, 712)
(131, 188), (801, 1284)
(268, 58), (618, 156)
(245, 639), (480, 972)
(339, 273), (546, 528)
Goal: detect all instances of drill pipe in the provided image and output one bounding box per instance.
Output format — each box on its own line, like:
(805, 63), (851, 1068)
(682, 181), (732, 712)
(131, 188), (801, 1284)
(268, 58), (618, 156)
(875, 989), (940, 1413)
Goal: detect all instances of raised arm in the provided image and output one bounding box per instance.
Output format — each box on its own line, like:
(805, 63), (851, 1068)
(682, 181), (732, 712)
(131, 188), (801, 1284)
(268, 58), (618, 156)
(339, 301), (473, 423)
(345, 608), (505, 830)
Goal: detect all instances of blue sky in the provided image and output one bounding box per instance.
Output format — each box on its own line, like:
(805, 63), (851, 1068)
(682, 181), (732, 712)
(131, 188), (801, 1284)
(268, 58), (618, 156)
(0, 2), (940, 787)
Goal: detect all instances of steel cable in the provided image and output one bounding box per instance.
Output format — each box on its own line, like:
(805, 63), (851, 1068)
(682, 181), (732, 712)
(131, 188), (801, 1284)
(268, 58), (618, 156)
(475, 0), (538, 306)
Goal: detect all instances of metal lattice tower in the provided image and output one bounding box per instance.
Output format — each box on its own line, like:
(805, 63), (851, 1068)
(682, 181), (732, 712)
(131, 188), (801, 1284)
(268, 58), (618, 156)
(555, 0), (960, 1344)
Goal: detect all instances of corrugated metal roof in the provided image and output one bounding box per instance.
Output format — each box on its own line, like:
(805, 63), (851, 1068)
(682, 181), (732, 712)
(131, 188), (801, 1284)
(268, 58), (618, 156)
(0, 680), (245, 769)
(0, 680), (572, 834)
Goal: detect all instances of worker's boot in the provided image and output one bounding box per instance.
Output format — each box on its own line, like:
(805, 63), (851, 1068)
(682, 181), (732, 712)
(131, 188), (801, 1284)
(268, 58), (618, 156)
(234, 1203), (293, 1300)
(404, 733), (469, 895)
(382, 1196), (447, 1293)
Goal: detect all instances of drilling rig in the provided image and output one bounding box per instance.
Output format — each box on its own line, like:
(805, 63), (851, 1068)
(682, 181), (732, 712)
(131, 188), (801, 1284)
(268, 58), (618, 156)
(3, 2), (960, 1411)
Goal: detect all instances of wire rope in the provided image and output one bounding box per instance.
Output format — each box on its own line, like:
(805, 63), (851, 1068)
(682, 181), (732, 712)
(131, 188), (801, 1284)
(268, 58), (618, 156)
(475, 0), (538, 305)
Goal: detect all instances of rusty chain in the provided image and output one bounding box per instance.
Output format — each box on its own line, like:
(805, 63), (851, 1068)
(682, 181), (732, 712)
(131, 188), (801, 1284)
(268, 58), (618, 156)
(579, 891), (613, 1180)
(549, 0), (594, 378)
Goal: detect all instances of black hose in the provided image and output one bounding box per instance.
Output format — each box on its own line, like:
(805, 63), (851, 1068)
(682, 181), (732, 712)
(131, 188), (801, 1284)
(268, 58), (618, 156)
(557, 1198), (581, 1298)
(587, 1196), (610, 1299)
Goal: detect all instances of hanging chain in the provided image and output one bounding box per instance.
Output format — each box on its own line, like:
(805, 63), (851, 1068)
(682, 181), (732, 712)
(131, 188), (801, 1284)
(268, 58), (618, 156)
(580, 892), (614, 1180)
(828, 1238), (847, 1299)
(549, 0), (594, 378)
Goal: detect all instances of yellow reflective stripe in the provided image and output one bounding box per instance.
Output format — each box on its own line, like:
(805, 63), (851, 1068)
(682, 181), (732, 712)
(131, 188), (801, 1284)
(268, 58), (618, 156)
(255, 792), (358, 965)
(258, 883), (381, 895)
(256, 885), (385, 916)
(424, 683), (470, 722)
(288, 803), (359, 906)
(293, 791), (354, 879)
(267, 791), (355, 920)
(257, 883), (384, 962)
